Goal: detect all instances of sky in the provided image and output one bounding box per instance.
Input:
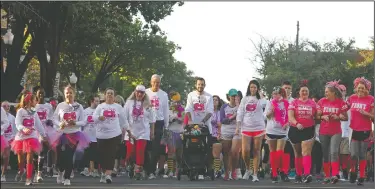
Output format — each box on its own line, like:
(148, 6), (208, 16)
(158, 2), (374, 100)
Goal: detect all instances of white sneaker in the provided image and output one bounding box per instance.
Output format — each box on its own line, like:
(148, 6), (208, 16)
(81, 168), (90, 177)
(25, 179), (32, 186)
(35, 172), (43, 183)
(252, 175), (259, 182)
(15, 171), (25, 182)
(70, 171), (74, 179)
(91, 170), (100, 178)
(236, 169), (242, 179)
(243, 170), (252, 180)
(148, 173), (156, 180)
(1, 175), (6, 182)
(228, 171), (233, 180)
(56, 172), (63, 184)
(163, 172), (174, 178)
(198, 175), (204, 180)
(100, 173), (106, 183)
(105, 174), (112, 183)
(64, 179), (71, 186)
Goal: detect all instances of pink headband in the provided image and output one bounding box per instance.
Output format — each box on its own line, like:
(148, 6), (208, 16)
(326, 80), (346, 93)
(354, 77), (372, 91)
(24, 92), (32, 103)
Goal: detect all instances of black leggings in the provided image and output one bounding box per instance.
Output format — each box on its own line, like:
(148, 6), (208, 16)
(56, 143), (77, 179)
(311, 140), (323, 174)
(97, 135), (122, 171)
(82, 142), (98, 169)
(150, 120), (167, 173)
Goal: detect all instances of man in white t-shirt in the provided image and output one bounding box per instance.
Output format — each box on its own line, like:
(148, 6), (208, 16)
(145, 74), (169, 179)
(185, 77), (214, 180)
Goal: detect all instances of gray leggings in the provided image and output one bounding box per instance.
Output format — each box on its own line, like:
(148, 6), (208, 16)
(350, 140), (368, 161)
(319, 134), (341, 162)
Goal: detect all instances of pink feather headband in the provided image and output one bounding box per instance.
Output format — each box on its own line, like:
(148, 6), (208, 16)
(354, 77), (372, 91)
(326, 80), (346, 93)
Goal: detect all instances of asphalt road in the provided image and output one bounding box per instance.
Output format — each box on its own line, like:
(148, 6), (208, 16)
(1, 172), (374, 189)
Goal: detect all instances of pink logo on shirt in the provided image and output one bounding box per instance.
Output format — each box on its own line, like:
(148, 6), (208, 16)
(4, 124), (12, 134)
(151, 96), (160, 110)
(23, 118), (34, 127)
(103, 110), (116, 118)
(87, 115), (94, 123)
(246, 103), (257, 112)
(193, 103), (205, 111)
(37, 111), (47, 121)
(132, 106), (144, 118)
(226, 113), (233, 118)
(63, 112), (77, 121)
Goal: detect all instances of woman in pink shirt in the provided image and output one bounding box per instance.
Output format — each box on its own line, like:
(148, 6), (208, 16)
(287, 80), (317, 184)
(316, 80), (348, 184)
(347, 77), (374, 186)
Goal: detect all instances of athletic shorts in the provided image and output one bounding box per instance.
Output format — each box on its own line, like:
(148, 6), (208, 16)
(351, 130), (371, 142)
(266, 133), (287, 140)
(288, 126), (315, 144)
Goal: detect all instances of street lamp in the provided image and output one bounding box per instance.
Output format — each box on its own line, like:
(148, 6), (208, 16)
(3, 29), (14, 45)
(69, 72), (77, 85)
(46, 52), (50, 62)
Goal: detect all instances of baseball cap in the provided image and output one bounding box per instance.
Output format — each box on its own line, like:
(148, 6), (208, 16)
(228, 89), (238, 96)
(135, 85), (146, 92)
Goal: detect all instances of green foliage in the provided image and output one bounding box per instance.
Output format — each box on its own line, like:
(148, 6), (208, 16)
(251, 36), (374, 98)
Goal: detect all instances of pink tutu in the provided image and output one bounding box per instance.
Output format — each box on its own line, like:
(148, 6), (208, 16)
(1, 135), (8, 153)
(10, 138), (42, 154)
(50, 131), (90, 152)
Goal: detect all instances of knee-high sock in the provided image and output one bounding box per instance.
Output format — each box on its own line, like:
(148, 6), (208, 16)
(270, 151), (278, 177)
(359, 160), (366, 178)
(213, 158), (221, 172)
(295, 157), (303, 176)
(26, 164), (33, 179)
(302, 156), (312, 176)
(282, 153), (290, 174)
(323, 162), (331, 178)
(331, 161), (339, 177)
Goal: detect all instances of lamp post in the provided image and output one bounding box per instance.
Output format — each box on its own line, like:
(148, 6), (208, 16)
(69, 73), (77, 90)
(2, 29), (14, 70)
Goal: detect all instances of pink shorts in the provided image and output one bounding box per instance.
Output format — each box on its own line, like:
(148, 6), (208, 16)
(242, 130), (265, 138)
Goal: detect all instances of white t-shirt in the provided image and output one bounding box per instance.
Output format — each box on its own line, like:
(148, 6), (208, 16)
(123, 100), (156, 140)
(168, 109), (184, 133)
(53, 102), (85, 134)
(220, 103), (238, 135)
(265, 100), (288, 136)
(1, 107), (9, 135)
(185, 91), (214, 134)
(35, 103), (54, 128)
(341, 110), (351, 138)
(83, 107), (97, 142)
(14, 108), (46, 141)
(4, 113), (16, 141)
(237, 96), (267, 132)
(145, 88), (169, 127)
(93, 103), (128, 140)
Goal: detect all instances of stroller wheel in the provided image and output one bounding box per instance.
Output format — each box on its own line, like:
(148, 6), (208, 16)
(189, 172), (195, 181)
(177, 168), (182, 181)
(210, 169), (215, 181)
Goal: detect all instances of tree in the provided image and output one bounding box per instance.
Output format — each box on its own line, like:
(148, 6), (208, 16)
(251, 36), (374, 98)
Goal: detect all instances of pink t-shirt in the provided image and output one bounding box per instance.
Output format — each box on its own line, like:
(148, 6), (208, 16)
(288, 99), (317, 128)
(347, 94), (374, 131)
(317, 98), (348, 135)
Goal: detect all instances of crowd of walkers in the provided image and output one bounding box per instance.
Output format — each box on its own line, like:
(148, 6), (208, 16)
(0, 74), (374, 186)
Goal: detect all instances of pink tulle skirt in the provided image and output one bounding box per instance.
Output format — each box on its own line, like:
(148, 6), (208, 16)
(50, 131), (90, 152)
(10, 138), (42, 154)
(1, 135), (8, 153)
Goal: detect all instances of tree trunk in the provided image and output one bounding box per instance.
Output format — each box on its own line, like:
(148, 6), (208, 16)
(0, 16), (34, 101)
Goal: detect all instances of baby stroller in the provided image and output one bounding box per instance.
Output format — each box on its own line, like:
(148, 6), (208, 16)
(177, 124), (214, 181)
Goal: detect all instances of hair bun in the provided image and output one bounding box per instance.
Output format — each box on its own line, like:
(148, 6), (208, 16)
(300, 79), (308, 87)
